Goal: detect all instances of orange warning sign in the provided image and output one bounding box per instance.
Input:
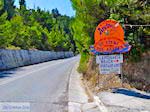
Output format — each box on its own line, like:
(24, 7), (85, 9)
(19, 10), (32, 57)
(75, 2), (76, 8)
(94, 19), (130, 54)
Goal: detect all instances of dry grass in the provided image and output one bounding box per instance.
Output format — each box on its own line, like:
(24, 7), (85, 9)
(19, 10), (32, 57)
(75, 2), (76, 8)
(83, 51), (150, 93)
(83, 56), (132, 94)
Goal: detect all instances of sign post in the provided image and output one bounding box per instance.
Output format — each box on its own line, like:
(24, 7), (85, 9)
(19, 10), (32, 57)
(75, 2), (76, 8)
(91, 19), (131, 88)
(120, 63), (123, 87)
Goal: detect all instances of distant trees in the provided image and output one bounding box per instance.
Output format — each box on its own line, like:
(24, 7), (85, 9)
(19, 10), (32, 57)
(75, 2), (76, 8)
(0, 0), (75, 52)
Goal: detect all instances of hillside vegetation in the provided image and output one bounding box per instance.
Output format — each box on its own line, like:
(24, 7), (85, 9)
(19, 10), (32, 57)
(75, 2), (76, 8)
(71, 0), (149, 70)
(70, 0), (150, 91)
(0, 0), (76, 52)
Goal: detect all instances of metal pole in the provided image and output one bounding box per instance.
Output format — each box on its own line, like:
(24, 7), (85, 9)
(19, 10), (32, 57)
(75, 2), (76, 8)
(98, 72), (100, 88)
(124, 24), (150, 27)
(97, 55), (100, 88)
(121, 63), (123, 88)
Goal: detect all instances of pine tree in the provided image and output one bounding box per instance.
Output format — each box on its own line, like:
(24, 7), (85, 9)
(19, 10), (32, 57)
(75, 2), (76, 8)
(52, 8), (60, 18)
(4, 0), (15, 20)
(19, 0), (26, 9)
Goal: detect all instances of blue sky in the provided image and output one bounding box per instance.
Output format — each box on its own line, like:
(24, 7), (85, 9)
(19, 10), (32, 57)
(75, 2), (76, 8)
(14, 0), (75, 17)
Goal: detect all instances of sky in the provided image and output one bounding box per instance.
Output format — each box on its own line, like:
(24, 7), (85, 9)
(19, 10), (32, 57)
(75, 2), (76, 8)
(14, 0), (75, 17)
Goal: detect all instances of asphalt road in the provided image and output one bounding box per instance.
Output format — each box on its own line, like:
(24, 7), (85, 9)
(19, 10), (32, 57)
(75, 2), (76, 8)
(0, 56), (79, 112)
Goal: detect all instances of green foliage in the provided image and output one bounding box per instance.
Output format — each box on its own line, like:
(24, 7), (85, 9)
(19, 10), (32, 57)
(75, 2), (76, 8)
(71, 0), (111, 72)
(0, 12), (14, 48)
(71, 0), (110, 53)
(71, 0), (150, 72)
(0, 0), (76, 52)
(19, 0), (26, 9)
(4, 0), (15, 20)
(78, 52), (90, 74)
(0, 0), (3, 13)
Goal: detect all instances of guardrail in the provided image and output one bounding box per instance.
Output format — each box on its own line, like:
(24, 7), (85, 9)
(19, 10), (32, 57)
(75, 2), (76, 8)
(0, 49), (74, 70)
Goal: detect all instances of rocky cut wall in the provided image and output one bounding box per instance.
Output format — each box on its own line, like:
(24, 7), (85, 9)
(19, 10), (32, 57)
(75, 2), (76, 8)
(123, 51), (150, 92)
(0, 49), (74, 70)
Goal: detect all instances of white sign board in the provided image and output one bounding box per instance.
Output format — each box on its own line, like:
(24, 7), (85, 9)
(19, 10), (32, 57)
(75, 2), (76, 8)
(99, 63), (121, 74)
(96, 54), (123, 64)
(98, 54), (123, 74)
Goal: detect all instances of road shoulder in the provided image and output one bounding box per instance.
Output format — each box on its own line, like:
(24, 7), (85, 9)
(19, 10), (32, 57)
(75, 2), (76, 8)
(68, 62), (108, 112)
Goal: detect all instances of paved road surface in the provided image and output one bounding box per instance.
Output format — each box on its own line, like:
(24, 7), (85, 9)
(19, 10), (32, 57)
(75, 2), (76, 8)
(0, 56), (79, 112)
(98, 91), (150, 112)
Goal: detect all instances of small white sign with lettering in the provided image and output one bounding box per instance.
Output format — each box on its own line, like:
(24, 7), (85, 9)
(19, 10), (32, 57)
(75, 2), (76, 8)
(98, 54), (123, 74)
(96, 54), (123, 64)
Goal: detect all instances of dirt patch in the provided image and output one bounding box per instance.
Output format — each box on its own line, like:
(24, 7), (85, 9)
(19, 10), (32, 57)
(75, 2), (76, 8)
(83, 56), (132, 94)
(83, 51), (150, 93)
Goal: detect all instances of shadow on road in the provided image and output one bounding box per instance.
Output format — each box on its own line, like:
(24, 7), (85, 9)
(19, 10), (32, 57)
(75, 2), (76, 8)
(0, 72), (13, 78)
(113, 88), (150, 99)
(0, 68), (24, 79)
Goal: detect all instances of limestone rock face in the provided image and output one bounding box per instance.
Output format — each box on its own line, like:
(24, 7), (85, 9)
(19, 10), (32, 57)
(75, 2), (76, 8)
(123, 51), (150, 92)
(0, 49), (74, 70)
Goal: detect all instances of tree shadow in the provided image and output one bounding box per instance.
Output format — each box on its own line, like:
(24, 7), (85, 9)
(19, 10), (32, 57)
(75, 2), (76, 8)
(0, 68), (23, 79)
(112, 88), (150, 99)
(0, 71), (15, 78)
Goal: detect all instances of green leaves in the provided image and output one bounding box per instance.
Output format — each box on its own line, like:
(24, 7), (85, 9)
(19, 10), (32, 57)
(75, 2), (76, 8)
(71, 0), (150, 64)
(0, 3), (75, 51)
(4, 0), (15, 20)
(71, 0), (110, 53)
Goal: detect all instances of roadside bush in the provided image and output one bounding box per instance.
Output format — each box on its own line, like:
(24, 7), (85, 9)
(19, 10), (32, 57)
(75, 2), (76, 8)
(78, 52), (89, 74)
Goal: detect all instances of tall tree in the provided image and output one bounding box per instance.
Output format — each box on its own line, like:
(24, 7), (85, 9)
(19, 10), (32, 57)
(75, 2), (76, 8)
(71, 0), (109, 53)
(52, 8), (60, 18)
(4, 0), (15, 20)
(19, 0), (26, 9)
